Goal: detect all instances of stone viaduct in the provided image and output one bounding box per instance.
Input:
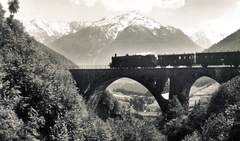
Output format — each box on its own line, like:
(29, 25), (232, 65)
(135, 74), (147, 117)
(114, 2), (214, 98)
(69, 67), (240, 115)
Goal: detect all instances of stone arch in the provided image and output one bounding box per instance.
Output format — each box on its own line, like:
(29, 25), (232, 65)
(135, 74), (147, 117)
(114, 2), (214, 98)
(87, 78), (119, 111)
(87, 76), (169, 114)
(188, 76), (220, 107)
(168, 70), (221, 110)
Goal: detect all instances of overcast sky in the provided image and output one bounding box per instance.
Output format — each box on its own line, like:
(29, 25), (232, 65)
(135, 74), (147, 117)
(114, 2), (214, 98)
(1, 0), (240, 35)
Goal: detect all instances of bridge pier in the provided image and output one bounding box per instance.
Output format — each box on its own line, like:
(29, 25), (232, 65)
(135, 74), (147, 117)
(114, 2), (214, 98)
(168, 70), (198, 111)
(150, 77), (170, 115)
(134, 76), (170, 115)
(169, 77), (190, 111)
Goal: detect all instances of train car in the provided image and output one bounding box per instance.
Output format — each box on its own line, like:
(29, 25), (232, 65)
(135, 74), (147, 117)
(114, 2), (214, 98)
(196, 51), (240, 67)
(110, 54), (157, 69)
(157, 53), (194, 67)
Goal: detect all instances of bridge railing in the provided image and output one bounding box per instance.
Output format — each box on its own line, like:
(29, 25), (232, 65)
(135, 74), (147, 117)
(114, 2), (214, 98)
(76, 65), (239, 70)
(78, 65), (110, 69)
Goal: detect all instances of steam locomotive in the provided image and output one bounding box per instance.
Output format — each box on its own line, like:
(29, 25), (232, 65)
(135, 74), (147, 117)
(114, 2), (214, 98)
(109, 51), (240, 68)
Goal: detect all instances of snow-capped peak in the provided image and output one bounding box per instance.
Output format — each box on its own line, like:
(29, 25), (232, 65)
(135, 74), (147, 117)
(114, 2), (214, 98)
(92, 11), (162, 40)
(24, 20), (72, 37)
(196, 29), (225, 44)
(22, 20), (91, 44)
(190, 29), (226, 49)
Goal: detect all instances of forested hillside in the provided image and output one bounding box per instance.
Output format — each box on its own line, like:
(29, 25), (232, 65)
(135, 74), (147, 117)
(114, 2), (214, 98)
(0, 1), (165, 140)
(0, 1), (91, 140)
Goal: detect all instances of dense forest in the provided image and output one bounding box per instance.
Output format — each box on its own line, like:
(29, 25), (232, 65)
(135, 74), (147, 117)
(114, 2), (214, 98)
(0, 1), (240, 141)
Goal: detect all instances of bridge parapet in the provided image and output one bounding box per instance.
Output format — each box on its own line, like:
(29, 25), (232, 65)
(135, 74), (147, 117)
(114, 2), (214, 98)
(78, 65), (110, 69)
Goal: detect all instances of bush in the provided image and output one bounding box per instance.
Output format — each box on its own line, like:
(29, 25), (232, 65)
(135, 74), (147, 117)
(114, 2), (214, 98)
(108, 115), (166, 141)
(202, 113), (231, 141)
(0, 106), (23, 141)
(188, 99), (209, 132)
(182, 131), (202, 141)
(225, 103), (240, 141)
(208, 76), (240, 115)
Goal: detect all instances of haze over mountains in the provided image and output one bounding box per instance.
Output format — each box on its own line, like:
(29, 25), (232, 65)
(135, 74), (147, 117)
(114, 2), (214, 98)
(22, 11), (240, 66)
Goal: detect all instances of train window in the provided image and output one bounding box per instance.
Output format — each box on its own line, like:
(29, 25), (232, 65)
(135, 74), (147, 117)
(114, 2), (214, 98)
(205, 56), (207, 58)
(179, 56), (181, 59)
(184, 56), (186, 59)
(211, 56), (213, 58)
(189, 56), (191, 59)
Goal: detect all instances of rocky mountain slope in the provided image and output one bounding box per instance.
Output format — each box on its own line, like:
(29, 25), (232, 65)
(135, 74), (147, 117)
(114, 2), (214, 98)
(50, 26), (111, 65)
(206, 28), (240, 51)
(48, 11), (202, 66)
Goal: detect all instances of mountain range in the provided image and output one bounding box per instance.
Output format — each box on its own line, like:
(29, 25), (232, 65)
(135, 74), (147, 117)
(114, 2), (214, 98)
(22, 11), (237, 66)
(46, 11), (202, 65)
(23, 15), (226, 50)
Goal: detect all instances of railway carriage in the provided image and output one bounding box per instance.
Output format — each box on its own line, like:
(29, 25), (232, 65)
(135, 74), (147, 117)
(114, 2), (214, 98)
(196, 51), (240, 67)
(158, 53), (194, 67)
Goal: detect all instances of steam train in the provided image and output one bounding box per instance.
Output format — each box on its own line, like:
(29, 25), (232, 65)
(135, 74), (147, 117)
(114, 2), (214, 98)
(109, 51), (240, 68)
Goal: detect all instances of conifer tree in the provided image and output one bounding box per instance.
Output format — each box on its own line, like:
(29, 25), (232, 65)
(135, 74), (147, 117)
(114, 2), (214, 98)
(8, 0), (19, 16)
(0, 3), (5, 19)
